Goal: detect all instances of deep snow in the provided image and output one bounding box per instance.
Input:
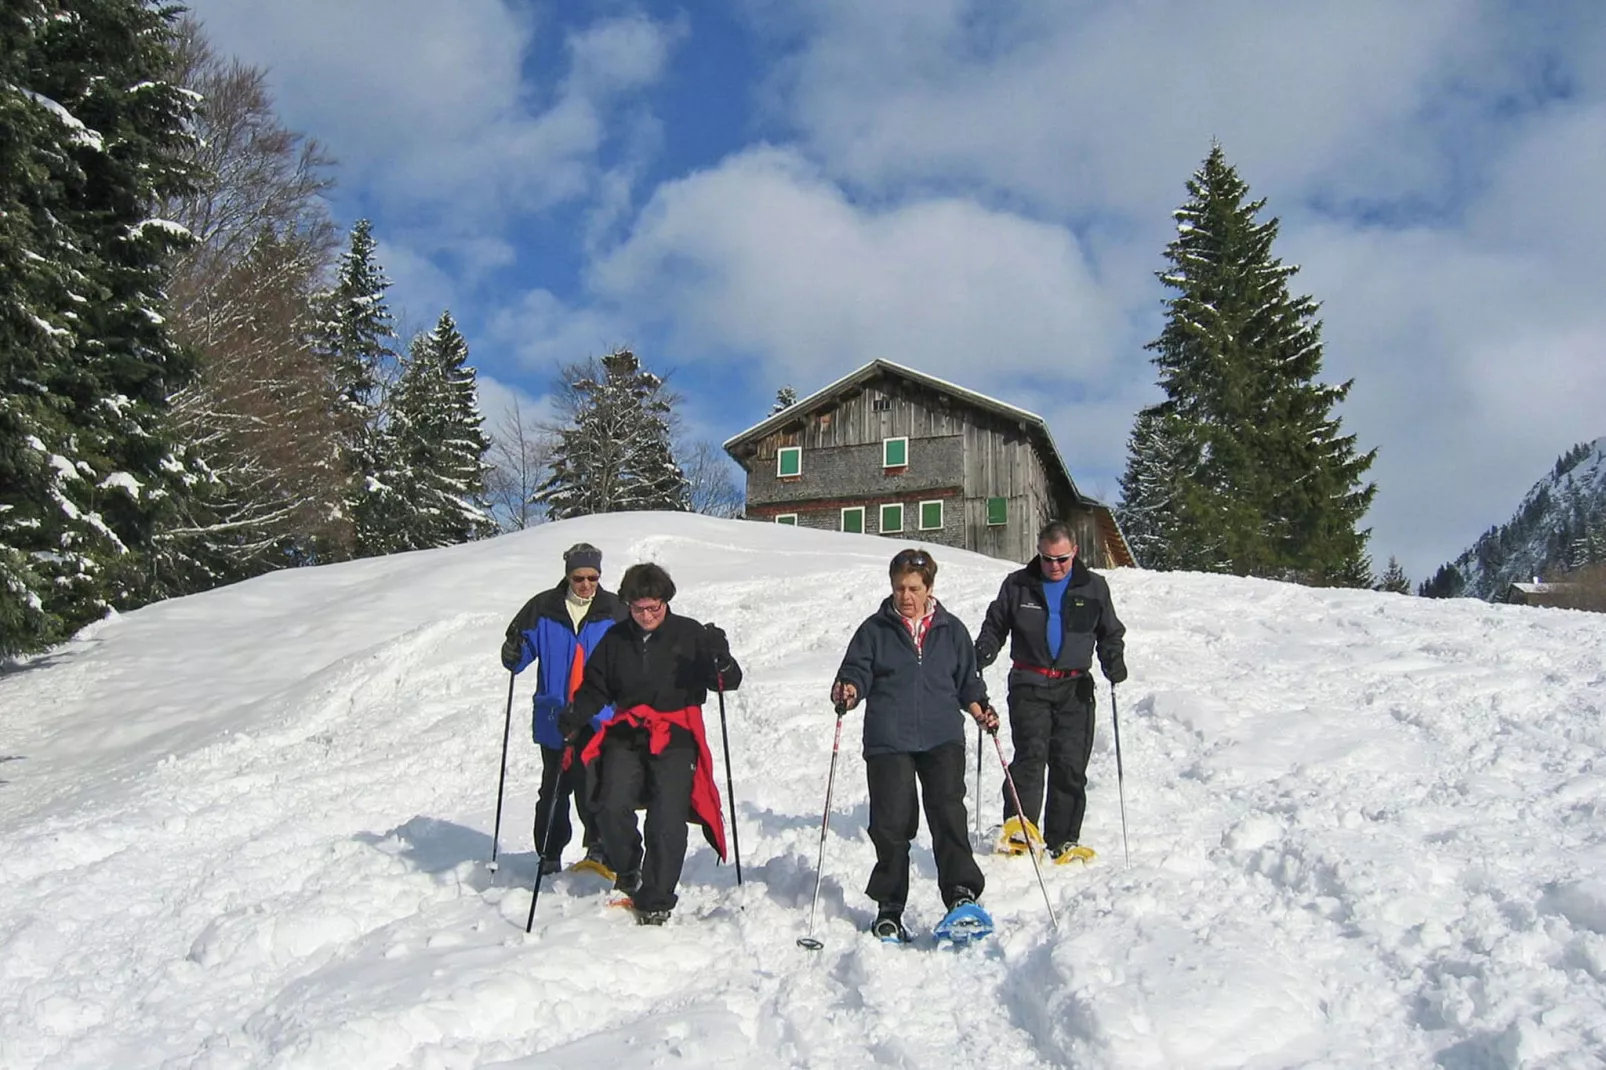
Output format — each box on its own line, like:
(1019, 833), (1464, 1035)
(2, 513), (1604, 1069)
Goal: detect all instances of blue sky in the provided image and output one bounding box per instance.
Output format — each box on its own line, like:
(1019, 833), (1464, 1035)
(180, 0), (1606, 583)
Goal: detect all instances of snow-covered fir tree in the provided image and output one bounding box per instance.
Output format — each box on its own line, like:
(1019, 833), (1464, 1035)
(367, 312), (495, 551)
(314, 219), (398, 560)
(1119, 408), (1209, 571)
(537, 349), (691, 519)
(1, 0), (199, 655)
(1127, 143), (1376, 585)
(771, 386), (798, 415)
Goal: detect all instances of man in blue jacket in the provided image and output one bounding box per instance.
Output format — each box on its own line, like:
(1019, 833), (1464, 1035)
(501, 543), (628, 875)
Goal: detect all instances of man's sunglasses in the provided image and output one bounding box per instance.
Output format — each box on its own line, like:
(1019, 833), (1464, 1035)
(1039, 552), (1074, 564)
(894, 551), (930, 567)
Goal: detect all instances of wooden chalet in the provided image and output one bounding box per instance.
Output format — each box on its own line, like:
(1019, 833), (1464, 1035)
(721, 360), (1136, 568)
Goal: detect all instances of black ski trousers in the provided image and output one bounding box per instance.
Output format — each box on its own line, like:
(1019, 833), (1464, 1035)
(593, 725), (697, 913)
(533, 731), (599, 863)
(1001, 676), (1096, 846)
(865, 740), (984, 914)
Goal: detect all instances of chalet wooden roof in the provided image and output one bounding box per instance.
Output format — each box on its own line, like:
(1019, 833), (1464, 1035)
(722, 359), (1084, 497)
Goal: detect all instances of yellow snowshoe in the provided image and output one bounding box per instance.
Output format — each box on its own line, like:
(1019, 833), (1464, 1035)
(1050, 841), (1096, 866)
(995, 815), (1044, 856)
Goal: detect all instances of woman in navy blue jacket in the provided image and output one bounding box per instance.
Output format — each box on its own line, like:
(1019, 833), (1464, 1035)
(831, 547), (999, 942)
(501, 543), (627, 874)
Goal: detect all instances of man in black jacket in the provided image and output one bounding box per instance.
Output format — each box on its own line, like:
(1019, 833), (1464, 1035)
(975, 521), (1126, 863)
(563, 562), (740, 926)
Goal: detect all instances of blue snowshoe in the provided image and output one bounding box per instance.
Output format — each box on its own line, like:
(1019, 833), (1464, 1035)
(934, 900), (994, 946)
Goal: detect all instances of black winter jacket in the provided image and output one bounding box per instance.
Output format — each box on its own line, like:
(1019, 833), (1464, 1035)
(835, 598), (988, 758)
(571, 609), (741, 722)
(974, 558), (1125, 686)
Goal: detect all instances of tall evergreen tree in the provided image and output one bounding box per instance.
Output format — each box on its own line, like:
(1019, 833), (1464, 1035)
(1126, 144), (1376, 584)
(537, 349), (690, 519)
(372, 311), (495, 550)
(1, 0), (199, 655)
(314, 218), (397, 560)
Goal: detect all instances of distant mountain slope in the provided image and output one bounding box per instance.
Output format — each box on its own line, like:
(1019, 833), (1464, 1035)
(1422, 437), (1606, 599)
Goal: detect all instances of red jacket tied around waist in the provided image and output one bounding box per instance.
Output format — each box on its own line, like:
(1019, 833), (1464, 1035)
(580, 704), (727, 861)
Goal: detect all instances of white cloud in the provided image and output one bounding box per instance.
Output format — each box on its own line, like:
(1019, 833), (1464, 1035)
(474, 374), (553, 433)
(759, 0), (1483, 215)
(183, 1), (681, 226)
(484, 289), (631, 374)
(589, 147), (1125, 389)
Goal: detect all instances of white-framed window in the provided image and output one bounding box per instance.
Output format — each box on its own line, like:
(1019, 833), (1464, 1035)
(918, 499), (943, 531)
(879, 503), (904, 533)
(882, 437), (908, 468)
(841, 506), (865, 534)
(775, 513), (799, 526)
(777, 446), (802, 478)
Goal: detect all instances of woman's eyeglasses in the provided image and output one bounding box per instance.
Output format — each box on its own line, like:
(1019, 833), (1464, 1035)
(629, 600), (666, 616)
(569, 573), (601, 585)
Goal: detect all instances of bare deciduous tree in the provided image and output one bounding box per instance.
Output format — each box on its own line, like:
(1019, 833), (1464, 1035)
(158, 19), (344, 584)
(679, 439), (745, 519)
(486, 397), (553, 531)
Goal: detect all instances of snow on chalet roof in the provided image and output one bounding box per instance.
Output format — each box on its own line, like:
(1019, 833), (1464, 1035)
(722, 359), (1084, 497)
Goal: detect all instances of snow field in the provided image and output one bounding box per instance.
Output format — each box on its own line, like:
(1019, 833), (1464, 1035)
(2, 513), (1605, 1068)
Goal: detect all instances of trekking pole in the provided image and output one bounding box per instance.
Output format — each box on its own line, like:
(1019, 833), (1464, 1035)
(991, 727), (1059, 932)
(716, 671), (742, 885)
(525, 743), (571, 934)
(798, 701), (848, 951)
(1111, 683), (1131, 869)
(973, 725), (983, 841)
(489, 670), (516, 870)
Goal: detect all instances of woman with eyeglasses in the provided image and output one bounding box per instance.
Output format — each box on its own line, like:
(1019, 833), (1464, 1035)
(500, 542), (629, 877)
(830, 547), (999, 943)
(563, 561), (741, 926)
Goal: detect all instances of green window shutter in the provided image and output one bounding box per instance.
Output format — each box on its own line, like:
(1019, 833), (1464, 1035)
(920, 500), (943, 530)
(986, 497), (1008, 526)
(841, 507), (864, 534)
(883, 437), (908, 467)
(880, 503), (904, 533)
(776, 514), (798, 526)
(777, 447), (801, 477)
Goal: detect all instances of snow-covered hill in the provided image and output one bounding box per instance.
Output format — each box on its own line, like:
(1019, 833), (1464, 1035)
(2, 514), (1604, 1068)
(1427, 437), (1606, 599)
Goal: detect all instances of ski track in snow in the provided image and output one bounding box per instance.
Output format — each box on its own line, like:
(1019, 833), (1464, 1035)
(2, 515), (1605, 1069)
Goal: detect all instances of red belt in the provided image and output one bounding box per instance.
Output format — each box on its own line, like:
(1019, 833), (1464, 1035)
(1012, 661), (1084, 679)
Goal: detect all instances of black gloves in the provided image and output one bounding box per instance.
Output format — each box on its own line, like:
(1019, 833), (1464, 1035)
(703, 622), (730, 660)
(1104, 656), (1128, 685)
(501, 634), (523, 670)
(704, 622), (736, 675)
(557, 704), (589, 740)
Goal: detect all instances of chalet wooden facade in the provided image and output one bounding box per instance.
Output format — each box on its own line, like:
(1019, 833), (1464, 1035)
(722, 360), (1136, 568)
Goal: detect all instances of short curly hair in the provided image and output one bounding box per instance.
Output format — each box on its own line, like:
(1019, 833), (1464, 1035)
(619, 562), (676, 604)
